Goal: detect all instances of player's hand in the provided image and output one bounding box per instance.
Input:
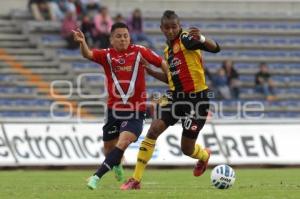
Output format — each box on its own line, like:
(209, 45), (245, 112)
(72, 29), (85, 44)
(188, 26), (201, 40)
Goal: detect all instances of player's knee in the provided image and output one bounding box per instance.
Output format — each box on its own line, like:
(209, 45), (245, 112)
(147, 120), (166, 139)
(116, 139), (133, 150)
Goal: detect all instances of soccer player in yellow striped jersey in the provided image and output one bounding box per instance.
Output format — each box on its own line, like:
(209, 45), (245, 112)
(121, 10), (221, 190)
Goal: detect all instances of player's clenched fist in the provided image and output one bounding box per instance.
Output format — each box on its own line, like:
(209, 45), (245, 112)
(188, 26), (201, 40)
(72, 29), (86, 43)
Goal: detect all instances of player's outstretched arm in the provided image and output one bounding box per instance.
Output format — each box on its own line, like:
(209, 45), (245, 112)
(72, 28), (93, 60)
(183, 27), (221, 53)
(142, 59), (168, 84)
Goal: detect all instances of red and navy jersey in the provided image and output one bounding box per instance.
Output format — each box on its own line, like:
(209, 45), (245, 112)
(92, 44), (162, 112)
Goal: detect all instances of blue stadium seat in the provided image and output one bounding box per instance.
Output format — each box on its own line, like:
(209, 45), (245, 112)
(261, 51), (287, 57)
(239, 75), (254, 82)
(205, 62), (220, 70)
(147, 87), (168, 94)
(183, 21), (203, 28)
(285, 100), (300, 107)
(205, 23), (224, 29)
(273, 23), (289, 29)
(240, 88), (255, 94)
(273, 88), (286, 94)
(241, 23), (256, 29)
(0, 75), (6, 81)
(257, 23), (272, 29)
(285, 63), (300, 69)
(268, 63), (285, 69)
(272, 75), (289, 83)
(222, 100), (239, 107)
(242, 111), (265, 118)
(235, 63), (256, 69)
(289, 51), (300, 57)
(289, 38), (300, 45)
(272, 38), (287, 45)
(143, 21), (158, 29)
(224, 23), (239, 29)
(290, 76), (300, 82)
(57, 48), (81, 55)
(240, 38), (255, 44)
(284, 112), (300, 118)
(0, 99), (53, 106)
(290, 23), (300, 29)
(207, 50), (234, 57)
(264, 112), (286, 118)
(42, 34), (62, 42)
(85, 75), (105, 82)
(238, 51), (261, 57)
(288, 88), (300, 94)
(72, 62), (99, 69)
(0, 111), (71, 118)
(257, 37), (271, 44)
(0, 86), (35, 94)
(218, 37), (238, 44)
(151, 35), (165, 43)
(144, 21), (157, 29)
(0, 99), (12, 105)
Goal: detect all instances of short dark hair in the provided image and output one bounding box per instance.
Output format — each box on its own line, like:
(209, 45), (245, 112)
(161, 10), (179, 24)
(111, 22), (129, 33)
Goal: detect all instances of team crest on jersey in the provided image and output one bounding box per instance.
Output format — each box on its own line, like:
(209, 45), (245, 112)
(173, 43), (180, 54)
(118, 58), (125, 64)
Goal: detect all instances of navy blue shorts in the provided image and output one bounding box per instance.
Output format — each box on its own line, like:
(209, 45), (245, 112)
(102, 109), (146, 141)
(158, 89), (210, 139)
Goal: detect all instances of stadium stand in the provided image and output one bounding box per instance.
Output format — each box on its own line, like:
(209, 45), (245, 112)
(0, 1), (300, 119)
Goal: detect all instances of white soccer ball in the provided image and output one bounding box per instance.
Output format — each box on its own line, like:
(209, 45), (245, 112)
(211, 164), (236, 189)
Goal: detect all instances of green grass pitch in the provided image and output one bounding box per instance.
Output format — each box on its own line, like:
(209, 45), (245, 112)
(0, 168), (300, 199)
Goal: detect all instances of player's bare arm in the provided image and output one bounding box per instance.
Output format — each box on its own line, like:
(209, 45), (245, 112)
(142, 58), (168, 84)
(72, 28), (93, 60)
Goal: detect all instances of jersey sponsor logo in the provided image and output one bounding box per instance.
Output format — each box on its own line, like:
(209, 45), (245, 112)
(171, 69), (181, 76)
(170, 57), (182, 68)
(114, 65), (132, 72)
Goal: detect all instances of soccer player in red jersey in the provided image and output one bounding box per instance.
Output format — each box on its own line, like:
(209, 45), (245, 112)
(73, 22), (168, 190)
(121, 10), (221, 190)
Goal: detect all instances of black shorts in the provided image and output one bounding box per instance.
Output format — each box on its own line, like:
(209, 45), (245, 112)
(102, 109), (146, 141)
(157, 89), (210, 139)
